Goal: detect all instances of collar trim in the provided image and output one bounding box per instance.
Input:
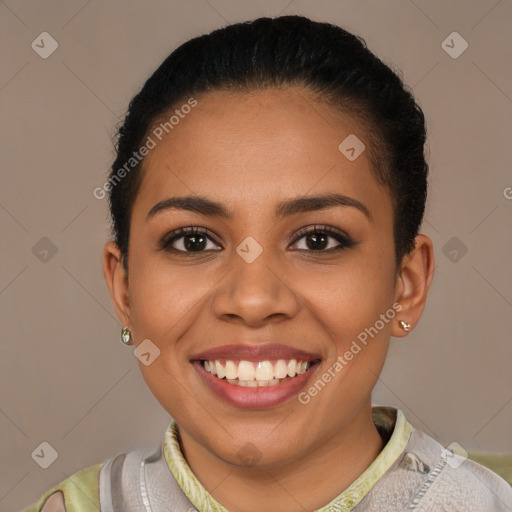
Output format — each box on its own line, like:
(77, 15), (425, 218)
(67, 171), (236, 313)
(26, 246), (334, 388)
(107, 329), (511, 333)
(163, 406), (412, 512)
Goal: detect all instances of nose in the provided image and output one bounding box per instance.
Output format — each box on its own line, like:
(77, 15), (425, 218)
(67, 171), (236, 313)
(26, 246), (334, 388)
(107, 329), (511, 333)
(211, 247), (301, 328)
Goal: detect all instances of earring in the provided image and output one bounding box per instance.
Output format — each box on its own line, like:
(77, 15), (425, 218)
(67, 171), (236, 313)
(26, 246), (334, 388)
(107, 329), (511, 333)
(399, 320), (412, 332)
(121, 326), (133, 345)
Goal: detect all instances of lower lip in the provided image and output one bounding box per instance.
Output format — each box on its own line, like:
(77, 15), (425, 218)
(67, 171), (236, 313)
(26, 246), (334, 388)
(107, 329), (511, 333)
(193, 361), (319, 409)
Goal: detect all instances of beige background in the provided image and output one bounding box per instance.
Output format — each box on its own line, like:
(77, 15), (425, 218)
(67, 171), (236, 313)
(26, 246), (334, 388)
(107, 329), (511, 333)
(1, 0), (511, 510)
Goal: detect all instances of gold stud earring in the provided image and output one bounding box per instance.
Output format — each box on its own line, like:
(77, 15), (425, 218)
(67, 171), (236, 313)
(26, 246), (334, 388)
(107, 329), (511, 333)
(121, 326), (133, 345)
(399, 320), (412, 332)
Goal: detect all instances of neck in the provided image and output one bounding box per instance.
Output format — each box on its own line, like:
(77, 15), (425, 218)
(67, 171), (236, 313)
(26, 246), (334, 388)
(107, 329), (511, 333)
(177, 404), (385, 512)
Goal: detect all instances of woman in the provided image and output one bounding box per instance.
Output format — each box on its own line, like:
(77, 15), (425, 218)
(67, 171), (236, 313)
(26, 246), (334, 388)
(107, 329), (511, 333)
(25, 14), (512, 512)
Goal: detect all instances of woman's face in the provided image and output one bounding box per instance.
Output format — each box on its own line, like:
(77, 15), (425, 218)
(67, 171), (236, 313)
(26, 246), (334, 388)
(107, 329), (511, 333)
(113, 88), (404, 467)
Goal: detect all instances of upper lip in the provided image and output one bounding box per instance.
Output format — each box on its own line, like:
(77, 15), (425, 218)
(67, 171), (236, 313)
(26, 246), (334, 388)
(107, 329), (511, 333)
(190, 343), (321, 362)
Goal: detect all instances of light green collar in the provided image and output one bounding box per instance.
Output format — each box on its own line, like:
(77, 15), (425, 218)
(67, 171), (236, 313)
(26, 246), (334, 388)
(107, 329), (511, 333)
(163, 406), (412, 512)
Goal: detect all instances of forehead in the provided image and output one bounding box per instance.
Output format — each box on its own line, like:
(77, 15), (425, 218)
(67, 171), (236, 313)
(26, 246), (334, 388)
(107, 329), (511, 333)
(133, 88), (391, 219)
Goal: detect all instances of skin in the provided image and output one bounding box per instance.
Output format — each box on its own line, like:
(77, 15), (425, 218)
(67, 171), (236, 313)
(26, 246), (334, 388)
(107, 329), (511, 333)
(103, 88), (435, 512)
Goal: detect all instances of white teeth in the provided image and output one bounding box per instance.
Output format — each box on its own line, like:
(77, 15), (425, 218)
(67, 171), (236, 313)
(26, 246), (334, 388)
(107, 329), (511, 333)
(297, 361), (307, 375)
(275, 359), (288, 379)
(238, 360), (256, 381)
(202, 358), (314, 384)
(225, 360), (237, 380)
(255, 361), (273, 381)
(225, 378), (281, 387)
(287, 359), (297, 377)
(215, 360), (226, 379)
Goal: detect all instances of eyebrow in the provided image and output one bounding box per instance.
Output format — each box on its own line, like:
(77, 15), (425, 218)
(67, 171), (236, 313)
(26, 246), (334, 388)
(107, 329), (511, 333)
(146, 193), (372, 222)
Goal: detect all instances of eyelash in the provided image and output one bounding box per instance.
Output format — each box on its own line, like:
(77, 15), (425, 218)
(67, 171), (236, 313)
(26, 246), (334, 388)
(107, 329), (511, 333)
(159, 224), (356, 255)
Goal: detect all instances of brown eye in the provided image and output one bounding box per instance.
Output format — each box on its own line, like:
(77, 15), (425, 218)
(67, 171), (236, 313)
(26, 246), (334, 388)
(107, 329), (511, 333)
(160, 226), (222, 253)
(291, 225), (355, 252)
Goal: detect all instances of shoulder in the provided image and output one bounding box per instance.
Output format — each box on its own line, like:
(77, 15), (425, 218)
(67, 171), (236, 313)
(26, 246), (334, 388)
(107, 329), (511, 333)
(406, 427), (512, 511)
(23, 462), (104, 512)
(23, 440), (177, 512)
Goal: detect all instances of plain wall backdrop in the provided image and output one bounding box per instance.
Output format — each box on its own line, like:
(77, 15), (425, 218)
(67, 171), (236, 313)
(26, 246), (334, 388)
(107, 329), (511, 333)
(1, 0), (511, 510)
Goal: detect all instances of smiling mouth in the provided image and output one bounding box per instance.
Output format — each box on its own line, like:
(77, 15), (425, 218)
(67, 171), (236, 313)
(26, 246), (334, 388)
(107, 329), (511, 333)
(201, 358), (319, 387)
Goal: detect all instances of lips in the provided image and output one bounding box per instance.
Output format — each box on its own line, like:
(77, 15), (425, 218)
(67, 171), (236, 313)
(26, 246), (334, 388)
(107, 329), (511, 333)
(190, 343), (321, 408)
(190, 343), (321, 362)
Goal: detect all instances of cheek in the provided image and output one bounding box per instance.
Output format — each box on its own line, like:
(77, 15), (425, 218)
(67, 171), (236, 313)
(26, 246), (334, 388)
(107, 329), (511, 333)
(303, 257), (395, 327)
(127, 251), (203, 338)
(297, 251), (396, 381)
(127, 258), (201, 409)
(304, 268), (393, 407)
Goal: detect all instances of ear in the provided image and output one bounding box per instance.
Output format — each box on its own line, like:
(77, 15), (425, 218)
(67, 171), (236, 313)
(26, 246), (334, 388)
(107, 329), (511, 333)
(392, 234), (435, 338)
(103, 241), (131, 327)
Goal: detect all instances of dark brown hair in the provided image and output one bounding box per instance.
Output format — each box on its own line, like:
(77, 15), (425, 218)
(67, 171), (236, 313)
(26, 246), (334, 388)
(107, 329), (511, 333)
(108, 15), (428, 271)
